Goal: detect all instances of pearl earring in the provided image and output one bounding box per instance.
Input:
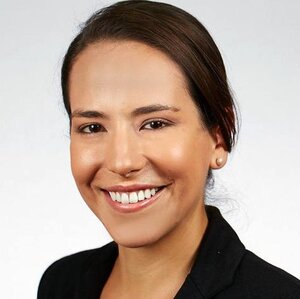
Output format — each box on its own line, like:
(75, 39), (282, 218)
(216, 158), (223, 167)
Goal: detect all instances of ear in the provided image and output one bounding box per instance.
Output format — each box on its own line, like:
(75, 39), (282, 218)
(209, 127), (228, 170)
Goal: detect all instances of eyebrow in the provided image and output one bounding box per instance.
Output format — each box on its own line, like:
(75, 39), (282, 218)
(71, 104), (180, 119)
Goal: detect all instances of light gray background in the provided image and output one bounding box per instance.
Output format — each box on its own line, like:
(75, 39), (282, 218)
(1, 0), (299, 298)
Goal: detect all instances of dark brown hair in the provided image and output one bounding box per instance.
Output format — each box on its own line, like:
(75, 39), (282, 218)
(61, 0), (238, 152)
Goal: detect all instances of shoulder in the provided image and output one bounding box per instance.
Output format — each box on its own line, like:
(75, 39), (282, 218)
(232, 250), (300, 298)
(37, 241), (117, 298)
(40, 247), (100, 280)
(195, 206), (300, 298)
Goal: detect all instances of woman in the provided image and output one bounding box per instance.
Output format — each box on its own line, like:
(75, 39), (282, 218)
(38, 1), (300, 298)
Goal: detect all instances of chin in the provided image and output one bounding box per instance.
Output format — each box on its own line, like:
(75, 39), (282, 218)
(111, 229), (165, 249)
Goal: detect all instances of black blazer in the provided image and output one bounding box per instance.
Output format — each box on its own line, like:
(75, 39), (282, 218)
(37, 206), (300, 298)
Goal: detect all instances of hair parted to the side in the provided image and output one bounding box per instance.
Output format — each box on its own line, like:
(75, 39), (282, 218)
(61, 0), (239, 153)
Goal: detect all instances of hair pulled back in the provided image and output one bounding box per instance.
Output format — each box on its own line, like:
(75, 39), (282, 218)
(61, 0), (238, 152)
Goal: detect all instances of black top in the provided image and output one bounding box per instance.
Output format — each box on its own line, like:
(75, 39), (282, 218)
(37, 206), (300, 298)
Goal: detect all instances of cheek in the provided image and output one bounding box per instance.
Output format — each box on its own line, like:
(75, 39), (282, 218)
(148, 130), (211, 180)
(70, 140), (102, 186)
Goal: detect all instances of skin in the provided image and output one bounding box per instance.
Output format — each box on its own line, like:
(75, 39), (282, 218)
(69, 40), (227, 298)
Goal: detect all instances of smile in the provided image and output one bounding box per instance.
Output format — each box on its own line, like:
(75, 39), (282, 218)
(103, 186), (166, 213)
(108, 187), (163, 204)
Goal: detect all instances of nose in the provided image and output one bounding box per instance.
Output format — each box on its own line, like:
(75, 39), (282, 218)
(105, 126), (145, 177)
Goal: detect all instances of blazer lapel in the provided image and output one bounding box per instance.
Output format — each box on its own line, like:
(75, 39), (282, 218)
(175, 206), (246, 298)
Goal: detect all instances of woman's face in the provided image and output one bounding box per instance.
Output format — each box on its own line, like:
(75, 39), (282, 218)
(69, 40), (226, 248)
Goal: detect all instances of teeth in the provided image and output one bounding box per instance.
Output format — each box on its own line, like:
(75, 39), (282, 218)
(144, 189), (151, 199)
(116, 192), (121, 202)
(129, 192), (138, 203)
(108, 188), (161, 204)
(121, 193), (129, 204)
(110, 192), (116, 201)
(138, 190), (144, 201)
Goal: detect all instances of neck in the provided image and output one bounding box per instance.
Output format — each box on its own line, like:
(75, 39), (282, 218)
(112, 204), (208, 297)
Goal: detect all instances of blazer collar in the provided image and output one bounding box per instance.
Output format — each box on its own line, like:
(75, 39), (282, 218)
(84, 205), (245, 298)
(175, 205), (246, 298)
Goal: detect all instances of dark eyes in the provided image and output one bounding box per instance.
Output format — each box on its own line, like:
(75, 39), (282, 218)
(80, 123), (103, 134)
(142, 120), (168, 130)
(77, 119), (170, 134)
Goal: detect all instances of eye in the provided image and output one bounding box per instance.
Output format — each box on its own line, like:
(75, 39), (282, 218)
(78, 123), (104, 134)
(141, 119), (170, 130)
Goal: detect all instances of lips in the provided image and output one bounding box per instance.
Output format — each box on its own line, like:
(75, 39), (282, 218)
(103, 185), (167, 213)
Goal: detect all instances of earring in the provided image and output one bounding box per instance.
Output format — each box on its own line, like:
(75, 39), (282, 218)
(216, 158), (223, 167)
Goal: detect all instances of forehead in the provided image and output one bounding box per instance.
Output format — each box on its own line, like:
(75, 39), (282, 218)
(69, 40), (194, 113)
(71, 40), (188, 87)
(70, 41), (186, 89)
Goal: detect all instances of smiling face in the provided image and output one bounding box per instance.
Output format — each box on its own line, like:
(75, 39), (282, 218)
(69, 40), (227, 248)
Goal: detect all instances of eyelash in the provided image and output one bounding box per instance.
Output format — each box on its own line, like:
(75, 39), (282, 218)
(77, 119), (172, 135)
